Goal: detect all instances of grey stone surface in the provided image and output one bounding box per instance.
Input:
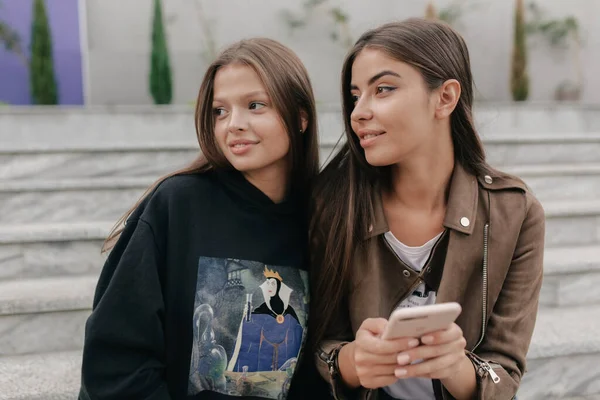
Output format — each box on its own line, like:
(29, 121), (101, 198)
(539, 245), (600, 307)
(543, 245), (600, 275)
(474, 106), (600, 134)
(540, 272), (600, 307)
(544, 214), (600, 247)
(504, 164), (600, 202)
(0, 351), (81, 400)
(0, 276), (96, 316)
(0, 310), (89, 356)
(0, 240), (105, 281)
(0, 149), (197, 180)
(0, 187), (144, 224)
(0, 222), (111, 244)
(523, 174), (600, 202)
(519, 353), (600, 400)
(528, 305), (600, 360)
(485, 138), (600, 167)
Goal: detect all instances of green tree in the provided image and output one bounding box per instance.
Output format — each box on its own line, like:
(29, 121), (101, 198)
(149, 0), (173, 105)
(511, 0), (529, 101)
(29, 0), (58, 104)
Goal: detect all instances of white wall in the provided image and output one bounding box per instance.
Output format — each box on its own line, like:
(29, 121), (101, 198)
(85, 0), (600, 105)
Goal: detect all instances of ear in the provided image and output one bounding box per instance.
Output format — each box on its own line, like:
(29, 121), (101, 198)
(299, 110), (309, 133)
(434, 79), (461, 119)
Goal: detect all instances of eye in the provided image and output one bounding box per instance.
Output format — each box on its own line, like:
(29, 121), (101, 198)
(376, 86), (395, 94)
(213, 107), (226, 117)
(249, 102), (266, 110)
(350, 93), (360, 104)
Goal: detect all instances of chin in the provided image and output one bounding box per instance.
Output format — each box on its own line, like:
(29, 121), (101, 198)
(226, 159), (259, 173)
(364, 151), (395, 167)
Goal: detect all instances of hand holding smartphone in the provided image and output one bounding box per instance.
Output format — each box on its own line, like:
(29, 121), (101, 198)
(381, 302), (462, 340)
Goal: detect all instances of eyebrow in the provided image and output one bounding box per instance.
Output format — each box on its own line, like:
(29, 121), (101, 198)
(213, 90), (268, 103)
(350, 70), (402, 90)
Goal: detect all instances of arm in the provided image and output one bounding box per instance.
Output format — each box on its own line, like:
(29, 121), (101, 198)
(79, 217), (171, 400)
(447, 193), (546, 399)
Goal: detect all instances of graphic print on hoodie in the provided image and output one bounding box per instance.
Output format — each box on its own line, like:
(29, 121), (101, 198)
(188, 257), (309, 398)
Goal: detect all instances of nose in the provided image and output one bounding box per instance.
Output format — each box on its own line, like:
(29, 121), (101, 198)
(350, 96), (373, 123)
(227, 108), (249, 133)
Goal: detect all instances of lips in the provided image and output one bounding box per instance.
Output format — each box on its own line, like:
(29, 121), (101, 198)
(357, 129), (385, 147)
(227, 139), (259, 155)
(228, 139), (258, 147)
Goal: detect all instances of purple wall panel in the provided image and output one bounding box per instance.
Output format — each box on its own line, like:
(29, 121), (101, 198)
(0, 0), (84, 105)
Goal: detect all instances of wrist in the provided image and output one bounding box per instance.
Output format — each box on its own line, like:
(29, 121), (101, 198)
(440, 353), (477, 400)
(338, 341), (361, 389)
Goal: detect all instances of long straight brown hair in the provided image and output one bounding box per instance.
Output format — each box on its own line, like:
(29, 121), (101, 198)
(309, 18), (493, 349)
(103, 38), (320, 252)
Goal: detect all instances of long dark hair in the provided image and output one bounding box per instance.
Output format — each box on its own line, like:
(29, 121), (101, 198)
(309, 18), (492, 348)
(103, 38), (320, 252)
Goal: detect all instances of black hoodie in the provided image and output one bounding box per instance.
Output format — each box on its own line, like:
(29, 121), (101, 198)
(79, 170), (318, 400)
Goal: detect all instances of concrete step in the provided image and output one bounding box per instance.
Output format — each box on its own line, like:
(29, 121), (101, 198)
(505, 163), (600, 202)
(520, 305), (600, 400)
(0, 222), (108, 281)
(0, 146), (197, 180)
(539, 245), (600, 308)
(0, 178), (149, 224)
(473, 105), (600, 135)
(0, 350), (82, 400)
(0, 276), (95, 356)
(543, 199), (600, 247)
(320, 133), (600, 168)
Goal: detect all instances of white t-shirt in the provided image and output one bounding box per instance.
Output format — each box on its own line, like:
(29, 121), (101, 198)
(382, 230), (443, 400)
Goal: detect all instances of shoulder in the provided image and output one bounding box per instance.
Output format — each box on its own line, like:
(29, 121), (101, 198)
(152, 172), (217, 199)
(478, 167), (545, 224)
(138, 171), (219, 221)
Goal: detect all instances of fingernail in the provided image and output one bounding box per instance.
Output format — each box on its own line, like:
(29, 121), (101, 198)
(421, 335), (433, 344)
(408, 339), (419, 348)
(395, 368), (407, 377)
(397, 354), (410, 365)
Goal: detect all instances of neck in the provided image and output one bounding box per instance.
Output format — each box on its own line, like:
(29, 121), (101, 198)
(386, 130), (454, 212)
(243, 163), (289, 203)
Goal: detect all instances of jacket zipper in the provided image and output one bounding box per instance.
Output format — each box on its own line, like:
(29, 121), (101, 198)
(468, 351), (501, 383)
(468, 223), (499, 386)
(473, 222), (489, 351)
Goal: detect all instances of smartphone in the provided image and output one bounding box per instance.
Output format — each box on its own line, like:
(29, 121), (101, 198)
(381, 302), (462, 340)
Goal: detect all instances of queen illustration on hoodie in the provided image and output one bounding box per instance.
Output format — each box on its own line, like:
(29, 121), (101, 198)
(227, 266), (304, 373)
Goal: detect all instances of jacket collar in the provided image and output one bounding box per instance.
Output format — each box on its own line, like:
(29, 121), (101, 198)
(365, 163), (479, 239)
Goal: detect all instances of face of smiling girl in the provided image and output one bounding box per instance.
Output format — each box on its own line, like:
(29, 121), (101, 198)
(213, 63), (291, 181)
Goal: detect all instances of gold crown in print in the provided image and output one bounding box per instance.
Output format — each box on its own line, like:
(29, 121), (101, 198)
(263, 266), (282, 281)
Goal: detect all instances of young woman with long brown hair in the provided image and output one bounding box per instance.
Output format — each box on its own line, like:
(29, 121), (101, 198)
(310, 19), (545, 400)
(79, 38), (321, 400)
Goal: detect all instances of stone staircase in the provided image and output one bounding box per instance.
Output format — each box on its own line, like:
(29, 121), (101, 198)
(0, 106), (599, 400)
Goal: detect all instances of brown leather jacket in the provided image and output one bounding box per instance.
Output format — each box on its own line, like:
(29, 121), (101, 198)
(314, 163), (545, 400)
